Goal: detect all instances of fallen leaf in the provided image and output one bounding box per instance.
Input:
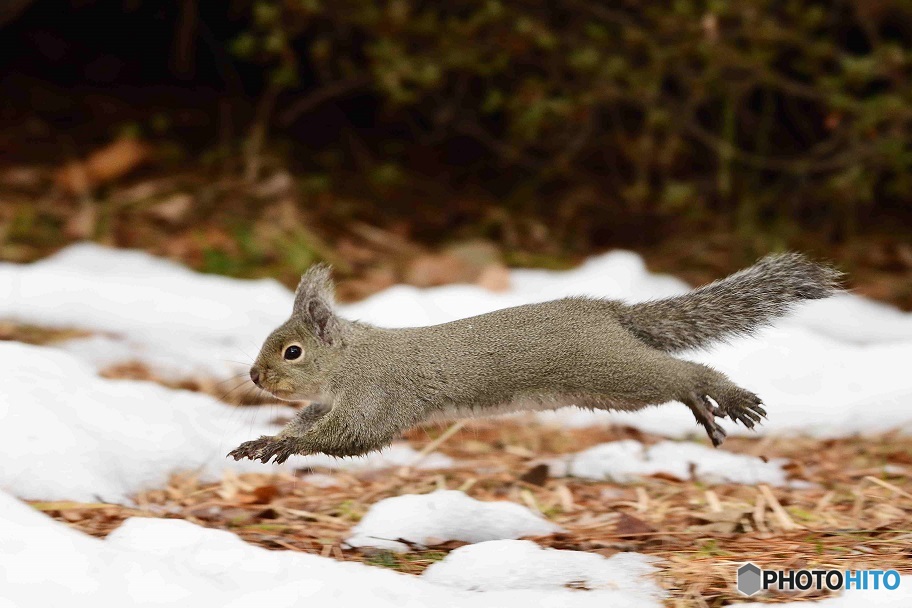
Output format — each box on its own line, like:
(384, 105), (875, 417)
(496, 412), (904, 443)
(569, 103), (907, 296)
(251, 484), (279, 504)
(519, 463), (550, 486)
(647, 471), (685, 483)
(63, 203), (97, 238)
(56, 137), (153, 194)
(693, 507), (753, 523)
(686, 521), (739, 535)
(476, 263), (511, 292)
(253, 172), (293, 198)
(404, 253), (473, 287)
(148, 193), (193, 224)
(614, 512), (655, 537)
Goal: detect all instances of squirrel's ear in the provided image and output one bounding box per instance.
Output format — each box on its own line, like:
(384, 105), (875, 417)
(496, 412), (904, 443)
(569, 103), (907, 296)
(293, 264), (338, 345)
(293, 263), (335, 311)
(306, 299), (337, 345)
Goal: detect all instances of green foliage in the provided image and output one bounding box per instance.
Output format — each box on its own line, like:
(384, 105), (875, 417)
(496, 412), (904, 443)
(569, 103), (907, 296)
(229, 0), (912, 237)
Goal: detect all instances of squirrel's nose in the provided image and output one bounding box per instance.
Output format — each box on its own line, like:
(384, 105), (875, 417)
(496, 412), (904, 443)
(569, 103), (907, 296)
(249, 367), (261, 386)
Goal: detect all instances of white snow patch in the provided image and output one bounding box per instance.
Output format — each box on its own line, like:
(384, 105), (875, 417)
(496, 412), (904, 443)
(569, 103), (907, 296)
(0, 341), (277, 502)
(293, 443), (453, 472)
(0, 243), (292, 379)
(297, 473), (342, 488)
(554, 440), (789, 486)
(0, 341), (450, 503)
(346, 490), (562, 552)
(1, 490), (662, 608)
(424, 539), (663, 598)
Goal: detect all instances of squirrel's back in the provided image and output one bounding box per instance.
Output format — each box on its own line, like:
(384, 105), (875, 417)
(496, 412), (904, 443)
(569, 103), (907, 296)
(616, 253), (842, 353)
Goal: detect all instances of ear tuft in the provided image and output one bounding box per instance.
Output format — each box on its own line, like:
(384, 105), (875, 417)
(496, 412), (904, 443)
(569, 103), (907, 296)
(293, 263), (338, 345)
(293, 263), (335, 314)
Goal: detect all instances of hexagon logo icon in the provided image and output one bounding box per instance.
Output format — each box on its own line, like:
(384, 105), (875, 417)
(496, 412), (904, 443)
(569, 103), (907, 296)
(737, 562), (763, 596)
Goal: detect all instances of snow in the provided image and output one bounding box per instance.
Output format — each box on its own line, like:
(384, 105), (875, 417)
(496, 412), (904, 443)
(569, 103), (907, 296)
(0, 341), (451, 503)
(423, 539), (664, 598)
(293, 443), (453, 472)
(0, 340), (271, 502)
(553, 440), (789, 486)
(0, 489), (664, 608)
(346, 489), (562, 552)
(0, 243), (291, 379)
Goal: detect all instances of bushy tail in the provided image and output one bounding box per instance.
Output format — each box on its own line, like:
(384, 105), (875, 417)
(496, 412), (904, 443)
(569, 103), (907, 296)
(617, 253), (843, 353)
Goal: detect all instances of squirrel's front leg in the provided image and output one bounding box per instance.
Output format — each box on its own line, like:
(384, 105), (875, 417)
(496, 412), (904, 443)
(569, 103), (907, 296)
(227, 402), (331, 463)
(229, 394), (420, 463)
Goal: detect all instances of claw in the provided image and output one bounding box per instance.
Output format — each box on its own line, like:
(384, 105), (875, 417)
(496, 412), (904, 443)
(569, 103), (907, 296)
(717, 390), (767, 431)
(686, 386), (768, 447)
(228, 436), (272, 461)
(227, 435), (300, 463)
(687, 393), (728, 447)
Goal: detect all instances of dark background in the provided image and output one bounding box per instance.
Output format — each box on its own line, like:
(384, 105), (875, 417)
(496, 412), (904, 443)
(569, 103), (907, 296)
(1, 0), (910, 305)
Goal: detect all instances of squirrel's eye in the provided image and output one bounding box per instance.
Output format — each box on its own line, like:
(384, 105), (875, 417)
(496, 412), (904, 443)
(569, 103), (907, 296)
(283, 345), (303, 361)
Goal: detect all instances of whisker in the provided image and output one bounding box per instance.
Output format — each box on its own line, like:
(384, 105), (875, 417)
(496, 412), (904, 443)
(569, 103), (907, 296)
(212, 373), (248, 389)
(233, 345), (260, 365)
(217, 379), (254, 404)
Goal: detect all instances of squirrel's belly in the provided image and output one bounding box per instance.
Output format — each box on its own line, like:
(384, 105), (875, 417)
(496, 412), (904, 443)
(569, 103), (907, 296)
(424, 393), (578, 424)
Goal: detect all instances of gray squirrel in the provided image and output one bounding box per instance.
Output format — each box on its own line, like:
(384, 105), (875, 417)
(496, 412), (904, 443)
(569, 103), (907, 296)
(229, 253), (841, 464)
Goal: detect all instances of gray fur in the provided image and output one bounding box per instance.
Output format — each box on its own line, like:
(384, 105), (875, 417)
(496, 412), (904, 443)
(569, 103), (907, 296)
(229, 253), (840, 463)
(617, 253), (843, 353)
(292, 264), (339, 344)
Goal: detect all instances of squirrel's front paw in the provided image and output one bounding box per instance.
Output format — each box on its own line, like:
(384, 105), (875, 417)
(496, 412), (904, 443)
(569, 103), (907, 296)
(228, 436), (275, 461)
(228, 436), (303, 464)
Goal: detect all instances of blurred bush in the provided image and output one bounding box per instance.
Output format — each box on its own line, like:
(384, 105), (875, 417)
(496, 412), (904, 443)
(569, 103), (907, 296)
(3, 1), (911, 251)
(224, 0), (912, 241)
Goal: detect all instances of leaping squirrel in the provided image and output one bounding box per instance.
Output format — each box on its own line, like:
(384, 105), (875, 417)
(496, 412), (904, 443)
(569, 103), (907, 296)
(229, 253), (841, 464)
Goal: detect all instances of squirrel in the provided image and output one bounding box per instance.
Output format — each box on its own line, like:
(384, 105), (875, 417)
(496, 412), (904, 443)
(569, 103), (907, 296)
(229, 253), (841, 464)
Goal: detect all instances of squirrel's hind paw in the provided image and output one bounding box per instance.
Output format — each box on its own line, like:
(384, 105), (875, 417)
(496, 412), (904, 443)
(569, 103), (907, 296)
(684, 387), (767, 448)
(228, 436), (301, 464)
(685, 393), (728, 447)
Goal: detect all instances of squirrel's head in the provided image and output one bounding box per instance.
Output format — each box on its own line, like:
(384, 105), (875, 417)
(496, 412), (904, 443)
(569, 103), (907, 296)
(250, 264), (342, 401)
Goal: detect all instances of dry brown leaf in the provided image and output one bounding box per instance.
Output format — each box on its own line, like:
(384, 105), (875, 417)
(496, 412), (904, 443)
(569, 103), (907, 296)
(56, 138), (152, 194)
(686, 521), (739, 535)
(614, 512), (656, 537)
(404, 253), (473, 287)
(64, 203), (98, 238)
(148, 193), (193, 224)
(518, 463), (550, 486)
(693, 507), (753, 523)
(476, 263), (511, 292)
(251, 484), (280, 504)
